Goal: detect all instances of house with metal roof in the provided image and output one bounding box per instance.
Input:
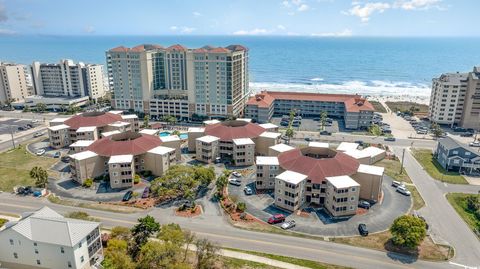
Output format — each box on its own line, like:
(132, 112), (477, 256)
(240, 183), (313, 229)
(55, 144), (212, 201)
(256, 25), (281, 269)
(0, 207), (102, 269)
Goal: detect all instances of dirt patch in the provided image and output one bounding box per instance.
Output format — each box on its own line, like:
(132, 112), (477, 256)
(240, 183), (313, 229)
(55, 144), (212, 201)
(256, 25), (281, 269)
(112, 198), (157, 209)
(175, 205), (203, 218)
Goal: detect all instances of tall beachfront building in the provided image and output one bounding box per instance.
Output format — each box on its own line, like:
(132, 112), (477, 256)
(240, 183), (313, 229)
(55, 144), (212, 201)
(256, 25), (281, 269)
(0, 62), (32, 104)
(429, 67), (480, 128)
(106, 44), (249, 119)
(31, 59), (107, 101)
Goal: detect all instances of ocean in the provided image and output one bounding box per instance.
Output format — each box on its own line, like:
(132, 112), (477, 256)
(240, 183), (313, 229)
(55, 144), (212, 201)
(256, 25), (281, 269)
(1, 35), (479, 101)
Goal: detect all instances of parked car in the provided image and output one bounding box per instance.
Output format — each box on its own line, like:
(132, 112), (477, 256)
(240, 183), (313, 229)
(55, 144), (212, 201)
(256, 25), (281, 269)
(18, 126), (25, 131)
(391, 181), (405, 188)
(358, 223), (369, 236)
(53, 152), (61, 158)
(36, 149), (46, 156)
(61, 156), (71, 162)
(142, 187), (150, 198)
(228, 178), (242, 186)
(358, 200), (371, 209)
(354, 140), (364, 145)
(470, 141), (480, 147)
(416, 130), (428, 134)
(460, 132), (473, 137)
(244, 186), (253, 195)
(281, 220), (296, 230)
(304, 137), (312, 142)
(232, 171), (242, 177)
(396, 186), (411, 196)
(384, 137), (396, 141)
(33, 132), (43, 138)
(23, 186), (34, 195)
(320, 130), (332, 135)
(267, 214), (286, 224)
(122, 191), (133, 201)
(453, 127), (467, 132)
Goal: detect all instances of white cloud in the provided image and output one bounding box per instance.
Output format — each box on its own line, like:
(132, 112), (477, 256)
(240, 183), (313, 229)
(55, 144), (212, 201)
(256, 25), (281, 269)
(233, 28), (269, 35)
(311, 28), (353, 37)
(0, 4), (8, 22)
(193, 11), (202, 17)
(394, 0), (441, 10)
(282, 0), (309, 12)
(297, 4), (310, 11)
(347, 2), (390, 22)
(277, 24), (286, 30)
(0, 28), (16, 35)
(84, 26), (95, 34)
(170, 26), (196, 34)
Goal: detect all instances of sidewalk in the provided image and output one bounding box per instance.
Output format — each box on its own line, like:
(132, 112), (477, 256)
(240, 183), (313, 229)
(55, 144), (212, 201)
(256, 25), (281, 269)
(220, 249), (311, 269)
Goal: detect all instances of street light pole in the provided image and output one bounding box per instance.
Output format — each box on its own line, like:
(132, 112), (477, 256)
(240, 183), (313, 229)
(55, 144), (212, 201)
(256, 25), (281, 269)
(9, 125), (15, 149)
(400, 148), (406, 174)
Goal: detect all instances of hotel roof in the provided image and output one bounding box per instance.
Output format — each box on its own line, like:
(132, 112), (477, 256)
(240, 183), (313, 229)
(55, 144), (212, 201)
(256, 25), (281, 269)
(357, 164), (385, 176)
(121, 114), (138, 119)
(336, 142), (359, 152)
(148, 146), (175, 155)
(139, 129), (159, 135)
(197, 135), (220, 143)
(326, 175), (360, 189)
(203, 119), (221, 125)
(69, 140), (94, 147)
(50, 118), (69, 123)
(108, 155), (133, 164)
(48, 124), (69, 131)
(70, 150), (98, 161)
(6, 207), (99, 247)
(64, 112), (123, 129)
(269, 143), (295, 153)
(204, 120), (266, 141)
(237, 118), (252, 123)
(259, 132), (281, 139)
(246, 91), (374, 112)
(160, 135), (181, 142)
(259, 123), (278, 130)
(87, 132), (163, 156)
(108, 110), (124, 115)
(102, 130), (122, 137)
(76, 126), (96, 132)
(276, 170), (308, 185)
(108, 121), (130, 127)
(256, 156), (279, 166)
(309, 142), (329, 148)
(233, 138), (255, 145)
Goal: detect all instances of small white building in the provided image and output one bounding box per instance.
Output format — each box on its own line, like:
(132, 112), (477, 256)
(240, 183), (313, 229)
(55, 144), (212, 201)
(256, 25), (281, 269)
(0, 207), (103, 269)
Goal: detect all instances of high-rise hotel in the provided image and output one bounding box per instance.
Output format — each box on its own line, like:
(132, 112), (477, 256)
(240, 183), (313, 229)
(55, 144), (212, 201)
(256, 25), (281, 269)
(106, 44), (249, 119)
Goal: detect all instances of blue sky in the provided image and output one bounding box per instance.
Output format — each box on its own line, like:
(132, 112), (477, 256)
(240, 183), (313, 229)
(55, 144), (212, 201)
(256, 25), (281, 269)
(0, 0), (478, 36)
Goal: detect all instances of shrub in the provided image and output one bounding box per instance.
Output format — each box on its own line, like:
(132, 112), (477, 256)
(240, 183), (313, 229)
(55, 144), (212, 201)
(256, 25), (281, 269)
(390, 215), (427, 249)
(83, 178), (94, 188)
(236, 202), (246, 212)
(134, 174), (141, 184)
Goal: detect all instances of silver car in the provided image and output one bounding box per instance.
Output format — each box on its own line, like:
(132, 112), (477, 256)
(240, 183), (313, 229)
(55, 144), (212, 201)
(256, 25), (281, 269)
(281, 220), (296, 230)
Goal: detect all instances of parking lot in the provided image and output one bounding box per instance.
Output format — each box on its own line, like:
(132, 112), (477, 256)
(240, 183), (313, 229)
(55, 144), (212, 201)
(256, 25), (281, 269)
(228, 172), (411, 237)
(270, 116), (339, 133)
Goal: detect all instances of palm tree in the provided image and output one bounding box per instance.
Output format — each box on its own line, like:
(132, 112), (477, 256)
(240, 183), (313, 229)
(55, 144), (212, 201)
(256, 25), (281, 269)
(320, 111), (328, 131)
(30, 166), (48, 188)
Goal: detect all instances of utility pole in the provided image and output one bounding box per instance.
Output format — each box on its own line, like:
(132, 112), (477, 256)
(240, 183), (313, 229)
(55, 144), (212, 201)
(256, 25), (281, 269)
(400, 148), (406, 174)
(9, 125), (15, 149)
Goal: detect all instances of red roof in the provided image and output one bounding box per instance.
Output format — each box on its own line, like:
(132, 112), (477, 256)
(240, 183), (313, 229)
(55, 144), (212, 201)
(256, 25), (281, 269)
(167, 44), (188, 51)
(87, 133), (163, 156)
(278, 148), (359, 184)
(109, 44), (163, 53)
(246, 91), (374, 112)
(204, 121), (266, 141)
(64, 112), (123, 129)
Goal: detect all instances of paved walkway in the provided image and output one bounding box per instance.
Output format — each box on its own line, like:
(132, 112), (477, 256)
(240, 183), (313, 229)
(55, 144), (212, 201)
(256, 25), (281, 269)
(220, 249), (310, 269)
(392, 147), (480, 267)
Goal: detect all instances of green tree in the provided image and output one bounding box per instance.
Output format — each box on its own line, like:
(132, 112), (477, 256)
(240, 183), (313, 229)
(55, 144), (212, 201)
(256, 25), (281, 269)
(194, 238), (219, 269)
(29, 166), (48, 188)
(172, 130), (181, 136)
(134, 174), (141, 184)
(36, 102), (47, 113)
(83, 178), (93, 188)
(285, 127), (295, 143)
(194, 166), (215, 186)
(236, 202), (246, 212)
(368, 124), (383, 136)
(320, 111), (328, 131)
(158, 223), (185, 246)
(136, 241), (189, 269)
(466, 195), (479, 212)
(431, 122), (443, 138)
(130, 215), (160, 258)
(23, 105), (31, 112)
(143, 114), (150, 128)
(289, 109), (296, 124)
(390, 215), (427, 249)
(110, 226), (132, 241)
(102, 239), (135, 269)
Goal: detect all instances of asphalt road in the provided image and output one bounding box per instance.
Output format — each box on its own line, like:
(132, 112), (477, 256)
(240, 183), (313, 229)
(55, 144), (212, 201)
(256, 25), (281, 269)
(392, 147), (480, 268)
(0, 127), (47, 152)
(0, 192), (458, 269)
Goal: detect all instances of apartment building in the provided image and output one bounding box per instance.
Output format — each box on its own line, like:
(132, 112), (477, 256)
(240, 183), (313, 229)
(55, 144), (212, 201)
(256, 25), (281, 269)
(0, 207), (102, 269)
(47, 111), (139, 149)
(429, 67), (480, 128)
(69, 132), (178, 188)
(255, 145), (384, 217)
(106, 44), (250, 119)
(31, 59), (107, 101)
(188, 119), (281, 166)
(245, 91), (374, 129)
(0, 62), (33, 104)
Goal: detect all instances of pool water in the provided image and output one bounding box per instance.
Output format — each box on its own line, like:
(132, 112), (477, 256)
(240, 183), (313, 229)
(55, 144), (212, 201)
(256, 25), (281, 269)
(159, 131), (170, 137)
(179, 133), (188, 139)
(159, 131), (188, 139)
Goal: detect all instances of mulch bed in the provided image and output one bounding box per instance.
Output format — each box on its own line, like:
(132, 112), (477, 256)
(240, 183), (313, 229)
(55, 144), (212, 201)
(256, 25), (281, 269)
(175, 205), (203, 218)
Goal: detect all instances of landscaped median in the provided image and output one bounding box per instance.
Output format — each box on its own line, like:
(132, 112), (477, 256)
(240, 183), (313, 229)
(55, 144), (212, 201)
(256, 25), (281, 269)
(446, 193), (480, 239)
(411, 149), (468, 184)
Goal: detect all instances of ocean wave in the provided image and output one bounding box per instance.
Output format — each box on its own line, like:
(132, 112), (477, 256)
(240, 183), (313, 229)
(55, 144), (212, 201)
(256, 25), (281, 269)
(249, 80), (431, 99)
(310, 77), (324, 81)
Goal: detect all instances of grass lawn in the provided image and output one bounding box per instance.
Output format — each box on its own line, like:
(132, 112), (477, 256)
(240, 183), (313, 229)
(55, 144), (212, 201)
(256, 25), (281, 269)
(376, 158), (412, 183)
(446, 193), (480, 239)
(385, 101), (429, 114)
(224, 248), (350, 269)
(407, 185), (425, 211)
(0, 146), (57, 192)
(332, 230), (452, 261)
(411, 149), (468, 184)
(221, 256), (280, 268)
(0, 218), (8, 228)
(369, 101), (387, 113)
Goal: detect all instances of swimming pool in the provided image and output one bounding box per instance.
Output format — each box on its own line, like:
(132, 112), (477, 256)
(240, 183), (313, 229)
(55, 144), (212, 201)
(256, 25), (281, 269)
(159, 131), (188, 140)
(159, 131), (170, 137)
(179, 133), (188, 139)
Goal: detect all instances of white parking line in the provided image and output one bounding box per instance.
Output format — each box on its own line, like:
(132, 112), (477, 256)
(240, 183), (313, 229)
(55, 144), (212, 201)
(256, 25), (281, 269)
(449, 261), (478, 269)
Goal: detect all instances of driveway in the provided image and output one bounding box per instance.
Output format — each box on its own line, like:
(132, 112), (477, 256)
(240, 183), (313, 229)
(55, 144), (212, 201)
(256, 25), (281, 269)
(229, 173), (411, 237)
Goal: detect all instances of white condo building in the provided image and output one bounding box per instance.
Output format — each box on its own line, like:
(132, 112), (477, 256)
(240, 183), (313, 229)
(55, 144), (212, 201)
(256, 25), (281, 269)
(106, 44), (250, 119)
(31, 59), (107, 101)
(0, 207), (103, 269)
(0, 62), (33, 104)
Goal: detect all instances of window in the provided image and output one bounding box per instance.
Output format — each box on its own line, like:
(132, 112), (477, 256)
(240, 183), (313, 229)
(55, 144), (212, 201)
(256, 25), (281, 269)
(80, 256), (84, 263)
(9, 239), (13, 245)
(37, 260), (41, 265)
(351, 187), (356, 192)
(33, 242), (37, 246)
(61, 247), (64, 253)
(79, 242), (82, 248)
(35, 249), (39, 254)
(68, 261), (72, 268)
(13, 253), (18, 259)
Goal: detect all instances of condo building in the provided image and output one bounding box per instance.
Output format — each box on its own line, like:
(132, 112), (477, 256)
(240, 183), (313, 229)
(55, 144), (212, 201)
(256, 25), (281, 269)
(0, 62), (33, 104)
(0, 207), (103, 269)
(429, 67), (480, 128)
(187, 119), (281, 166)
(48, 111), (139, 149)
(256, 143), (385, 217)
(245, 91), (374, 129)
(31, 59), (107, 101)
(106, 44), (249, 119)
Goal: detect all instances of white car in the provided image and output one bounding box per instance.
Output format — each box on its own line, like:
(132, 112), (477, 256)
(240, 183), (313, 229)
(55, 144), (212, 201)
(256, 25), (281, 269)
(228, 178), (241, 186)
(36, 149), (46, 156)
(396, 186), (411, 196)
(232, 171), (242, 178)
(470, 141), (480, 147)
(33, 132), (43, 138)
(281, 220), (296, 229)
